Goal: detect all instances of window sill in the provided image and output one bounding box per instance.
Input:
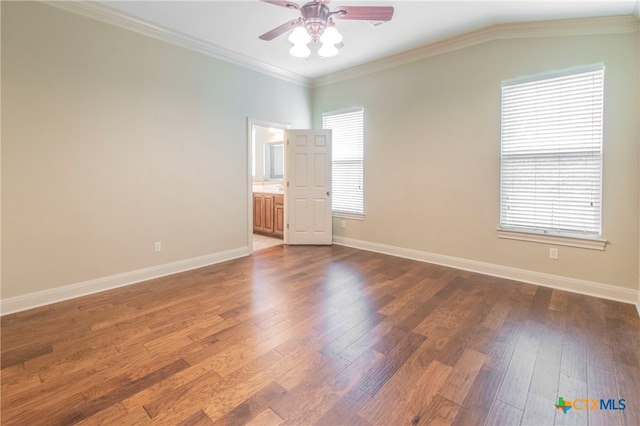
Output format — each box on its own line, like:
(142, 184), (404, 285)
(333, 212), (365, 221)
(497, 228), (607, 251)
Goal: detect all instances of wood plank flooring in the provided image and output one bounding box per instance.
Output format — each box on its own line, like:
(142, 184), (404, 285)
(2, 245), (639, 425)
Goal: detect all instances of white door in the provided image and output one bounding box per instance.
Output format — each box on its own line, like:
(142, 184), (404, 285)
(286, 129), (332, 245)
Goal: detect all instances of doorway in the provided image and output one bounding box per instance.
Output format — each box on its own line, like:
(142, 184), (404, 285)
(247, 118), (289, 252)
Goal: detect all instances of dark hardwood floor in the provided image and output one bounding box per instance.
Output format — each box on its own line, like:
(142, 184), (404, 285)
(2, 245), (639, 425)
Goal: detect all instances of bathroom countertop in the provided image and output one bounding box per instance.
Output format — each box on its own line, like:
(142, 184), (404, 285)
(253, 185), (284, 195)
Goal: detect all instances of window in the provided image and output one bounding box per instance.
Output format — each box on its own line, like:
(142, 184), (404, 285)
(499, 65), (605, 246)
(323, 108), (364, 216)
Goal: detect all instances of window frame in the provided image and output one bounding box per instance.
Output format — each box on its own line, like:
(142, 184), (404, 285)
(497, 64), (608, 250)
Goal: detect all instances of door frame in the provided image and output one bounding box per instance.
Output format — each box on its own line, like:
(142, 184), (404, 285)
(246, 117), (291, 252)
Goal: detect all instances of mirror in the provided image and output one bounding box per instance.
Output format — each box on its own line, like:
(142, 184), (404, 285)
(252, 126), (285, 183)
(264, 142), (284, 181)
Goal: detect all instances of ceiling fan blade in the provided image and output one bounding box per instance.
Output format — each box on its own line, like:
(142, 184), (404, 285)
(333, 6), (394, 21)
(259, 19), (299, 41)
(259, 0), (300, 10)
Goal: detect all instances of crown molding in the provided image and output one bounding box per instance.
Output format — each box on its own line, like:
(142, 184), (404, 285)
(38, 2), (638, 90)
(42, 1), (313, 88)
(312, 14), (640, 88)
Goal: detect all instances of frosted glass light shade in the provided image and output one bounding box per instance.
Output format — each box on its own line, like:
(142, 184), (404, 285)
(290, 43), (311, 58)
(318, 42), (339, 58)
(288, 26), (311, 44)
(319, 26), (343, 45)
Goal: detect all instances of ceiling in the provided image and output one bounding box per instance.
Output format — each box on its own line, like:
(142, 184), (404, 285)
(99, 1), (639, 80)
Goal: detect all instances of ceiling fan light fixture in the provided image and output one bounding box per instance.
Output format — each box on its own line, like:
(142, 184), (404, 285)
(319, 24), (342, 45)
(290, 42), (311, 58)
(260, 0), (394, 60)
(288, 25), (312, 45)
(318, 42), (339, 58)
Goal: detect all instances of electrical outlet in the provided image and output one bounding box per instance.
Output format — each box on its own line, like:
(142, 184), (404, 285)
(154, 241), (161, 252)
(549, 247), (558, 260)
(341, 220), (346, 228)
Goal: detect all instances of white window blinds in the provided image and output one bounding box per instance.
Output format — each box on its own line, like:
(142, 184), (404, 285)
(323, 109), (364, 215)
(500, 65), (604, 237)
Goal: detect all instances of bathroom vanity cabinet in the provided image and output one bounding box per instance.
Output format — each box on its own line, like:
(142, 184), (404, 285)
(253, 192), (284, 238)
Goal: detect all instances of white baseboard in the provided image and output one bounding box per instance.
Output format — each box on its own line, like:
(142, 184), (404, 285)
(1, 247), (250, 316)
(3, 240), (638, 318)
(333, 236), (640, 313)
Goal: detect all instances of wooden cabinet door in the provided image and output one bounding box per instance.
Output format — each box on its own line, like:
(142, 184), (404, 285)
(274, 205), (284, 237)
(263, 195), (274, 234)
(253, 194), (264, 232)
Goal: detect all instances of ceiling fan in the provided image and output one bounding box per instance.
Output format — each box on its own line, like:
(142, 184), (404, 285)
(259, 0), (394, 58)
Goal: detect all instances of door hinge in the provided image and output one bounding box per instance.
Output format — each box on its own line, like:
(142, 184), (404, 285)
(287, 224), (289, 229)
(287, 182), (289, 187)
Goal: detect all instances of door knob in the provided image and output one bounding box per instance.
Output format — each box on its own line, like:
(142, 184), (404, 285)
(327, 191), (331, 196)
